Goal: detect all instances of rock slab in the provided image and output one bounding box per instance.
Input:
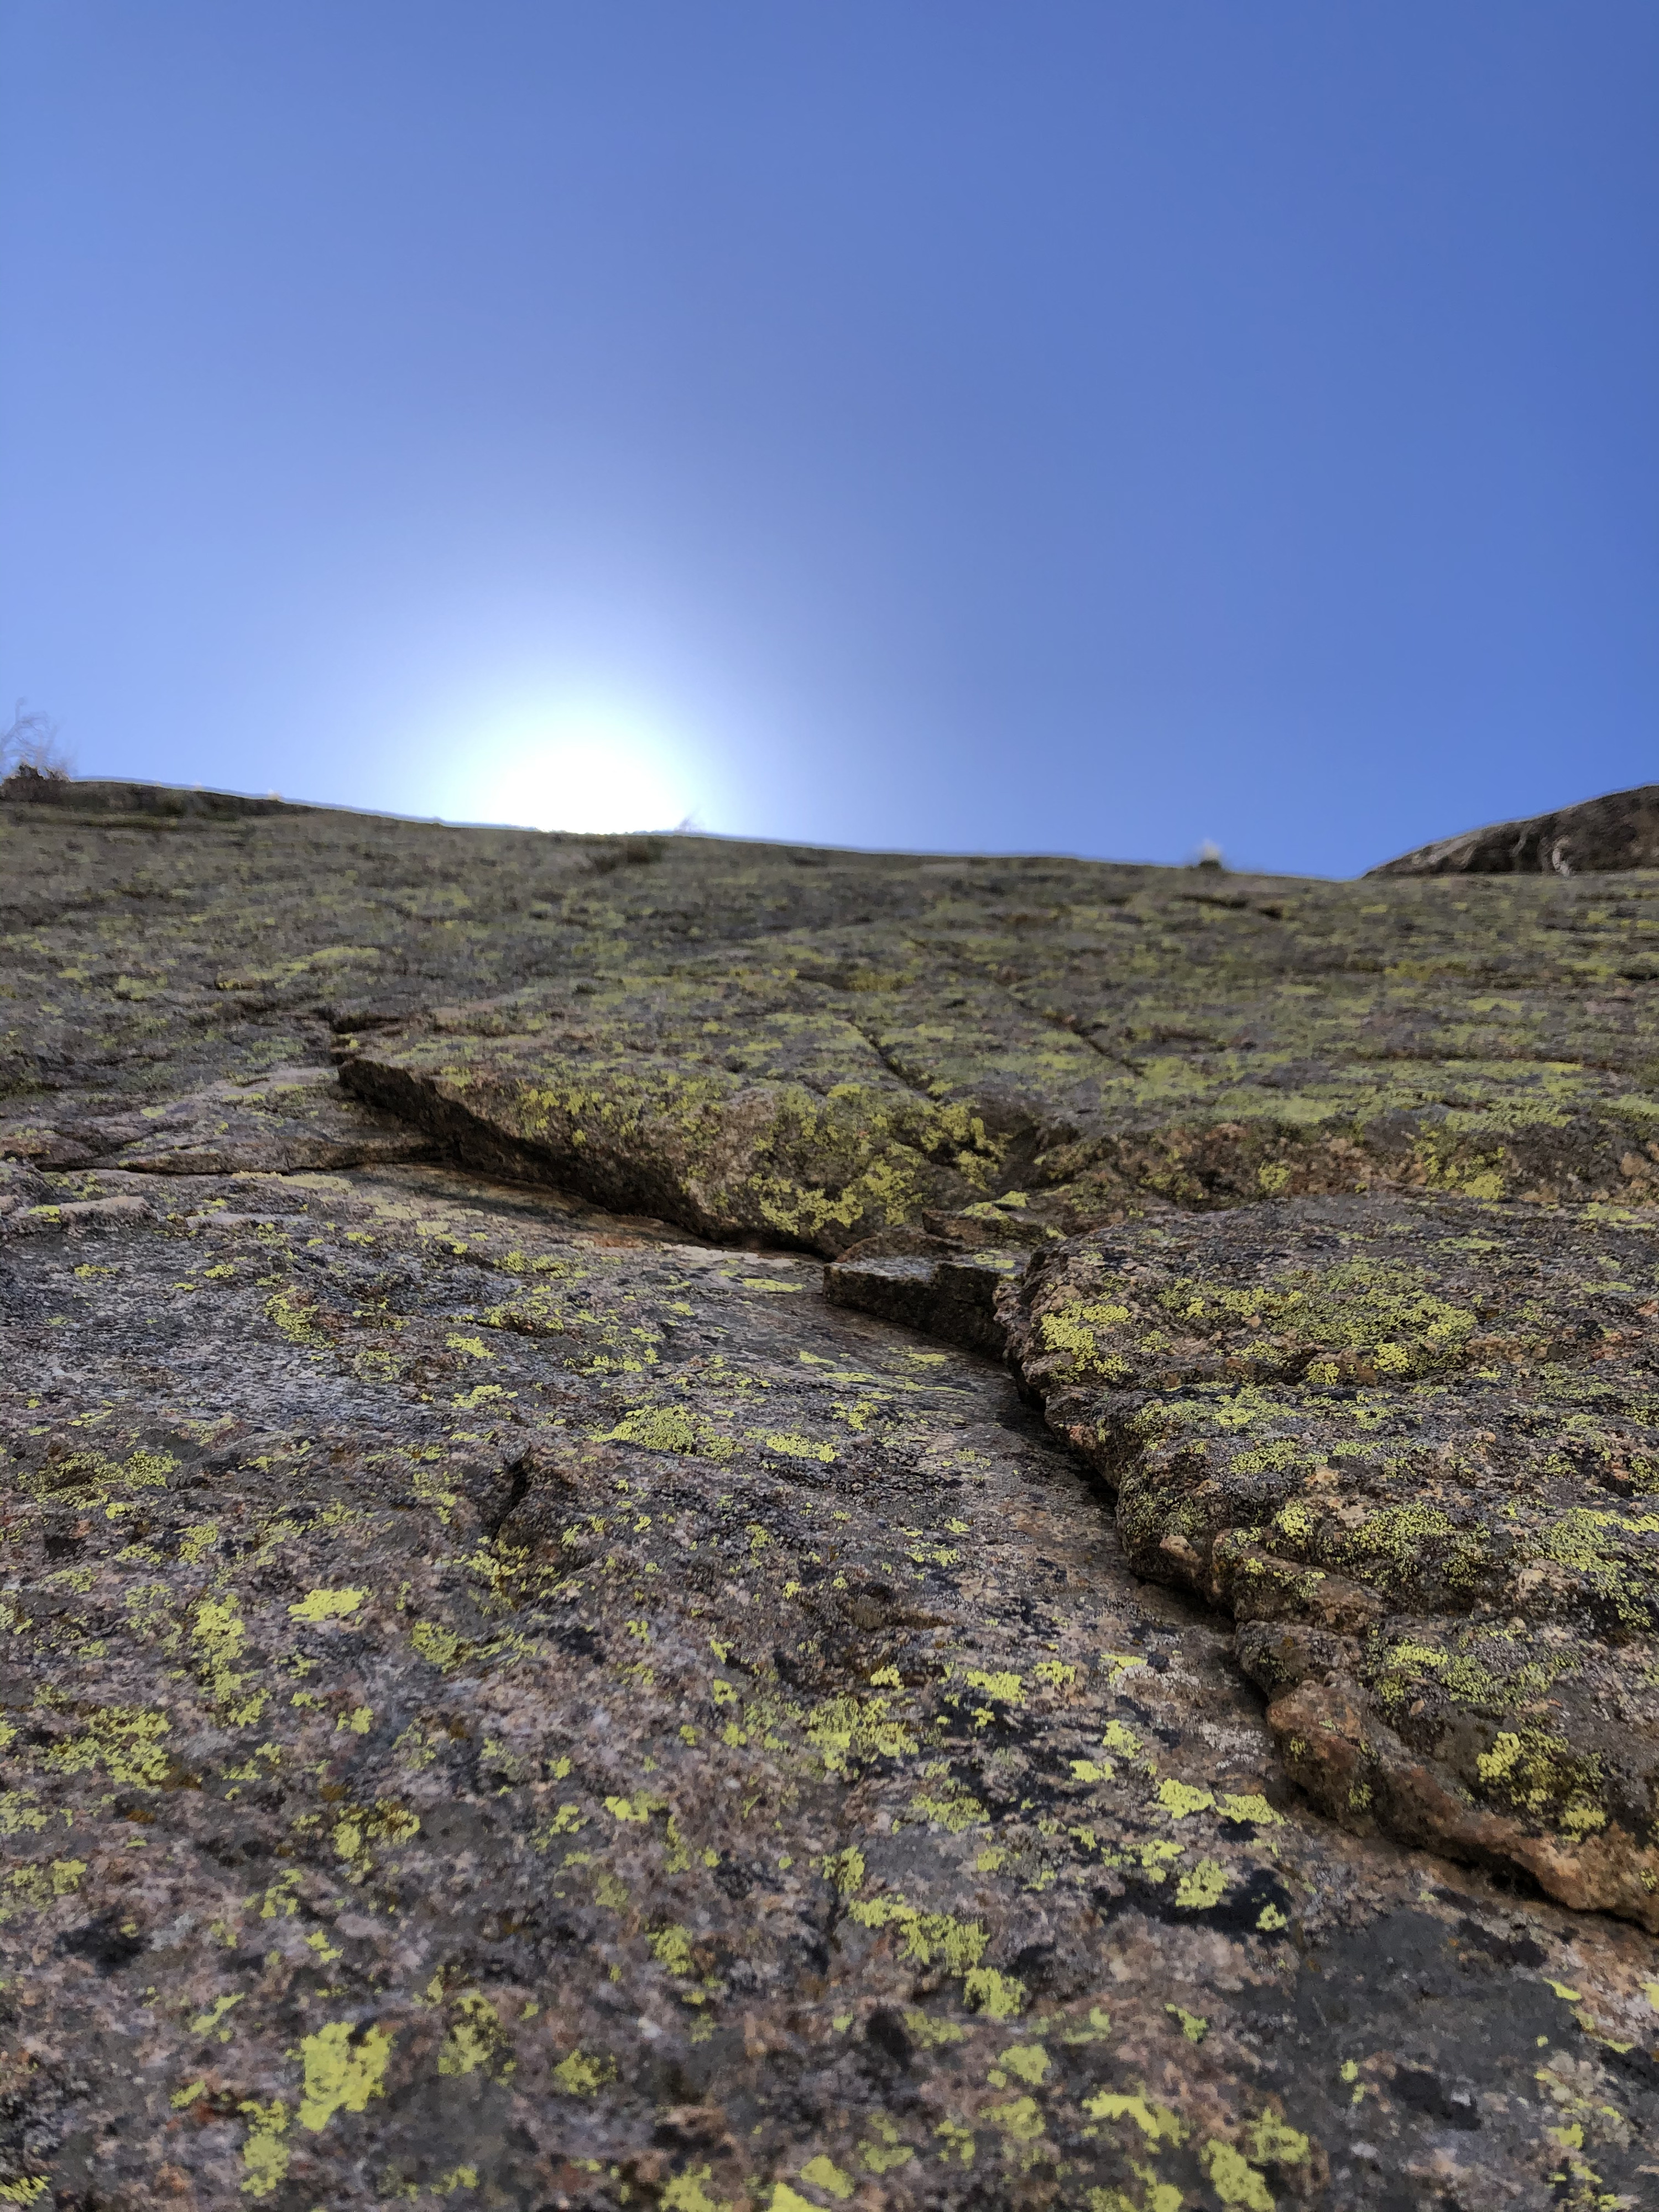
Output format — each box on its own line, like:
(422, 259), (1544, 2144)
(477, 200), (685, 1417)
(4, 781), (1659, 2209)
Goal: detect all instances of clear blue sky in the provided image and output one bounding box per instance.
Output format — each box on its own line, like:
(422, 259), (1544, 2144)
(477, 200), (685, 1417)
(3, 3), (1655, 874)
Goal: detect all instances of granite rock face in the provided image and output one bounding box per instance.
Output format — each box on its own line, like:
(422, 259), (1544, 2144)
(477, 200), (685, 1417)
(1000, 1196), (1659, 1926)
(1372, 784), (1659, 879)
(338, 849), (1659, 1239)
(4, 780), (1659, 2211)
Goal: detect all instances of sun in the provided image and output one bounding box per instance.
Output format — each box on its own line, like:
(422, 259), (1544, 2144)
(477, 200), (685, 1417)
(467, 703), (698, 834)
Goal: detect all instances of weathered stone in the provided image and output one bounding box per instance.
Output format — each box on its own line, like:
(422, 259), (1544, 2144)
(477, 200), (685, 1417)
(1003, 1194), (1659, 1929)
(1371, 781), (1659, 878)
(825, 1245), (1020, 1356)
(4, 783), (1659, 2208)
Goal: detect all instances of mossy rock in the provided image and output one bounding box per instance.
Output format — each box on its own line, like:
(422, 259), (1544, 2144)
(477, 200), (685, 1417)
(6, 787), (1659, 2204)
(1007, 1193), (1659, 1922)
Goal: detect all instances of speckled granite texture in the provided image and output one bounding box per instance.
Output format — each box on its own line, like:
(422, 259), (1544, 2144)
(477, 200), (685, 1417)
(5, 781), (1659, 2211)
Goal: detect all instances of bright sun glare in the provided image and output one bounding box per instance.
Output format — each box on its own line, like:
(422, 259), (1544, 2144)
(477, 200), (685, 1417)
(470, 706), (696, 834)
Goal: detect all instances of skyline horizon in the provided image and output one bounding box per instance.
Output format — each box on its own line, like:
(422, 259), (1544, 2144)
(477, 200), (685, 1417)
(10, 744), (1632, 885)
(4, 4), (1654, 878)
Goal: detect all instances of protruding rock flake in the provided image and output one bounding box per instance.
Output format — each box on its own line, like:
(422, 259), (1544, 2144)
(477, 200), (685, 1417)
(4, 778), (1659, 2206)
(1004, 1194), (1659, 1926)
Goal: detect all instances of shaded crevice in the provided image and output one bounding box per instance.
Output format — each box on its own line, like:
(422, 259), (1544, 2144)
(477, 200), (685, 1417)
(478, 1450), (534, 1541)
(979, 962), (1147, 1078)
(338, 1051), (747, 1249)
(843, 1019), (946, 1110)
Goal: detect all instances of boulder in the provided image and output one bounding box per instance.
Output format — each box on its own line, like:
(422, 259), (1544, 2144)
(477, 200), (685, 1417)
(1371, 781), (1659, 876)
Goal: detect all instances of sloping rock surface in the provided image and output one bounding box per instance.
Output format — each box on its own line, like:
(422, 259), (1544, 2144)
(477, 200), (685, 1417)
(4, 780), (1659, 2210)
(1001, 1195), (1659, 1924)
(1372, 784), (1659, 878)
